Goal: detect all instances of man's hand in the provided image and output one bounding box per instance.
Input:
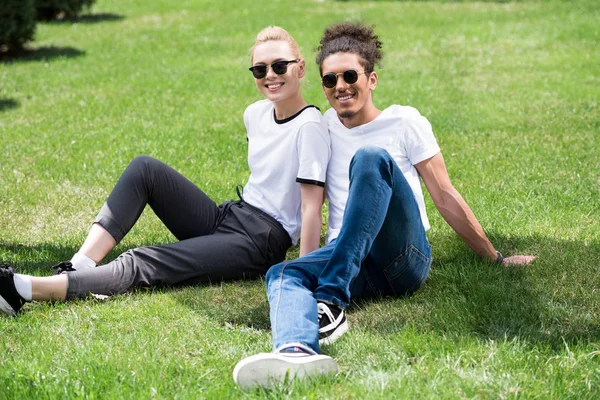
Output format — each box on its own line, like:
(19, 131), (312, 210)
(502, 255), (536, 266)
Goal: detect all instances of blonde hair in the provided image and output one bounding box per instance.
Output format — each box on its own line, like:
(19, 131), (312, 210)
(251, 26), (302, 63)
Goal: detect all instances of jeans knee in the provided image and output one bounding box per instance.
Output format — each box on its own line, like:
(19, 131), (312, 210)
(355, 146), (389, 160)
(266, 261), (285, 287)
(266, 260), (317, 292)
(350, 146), (394, 181)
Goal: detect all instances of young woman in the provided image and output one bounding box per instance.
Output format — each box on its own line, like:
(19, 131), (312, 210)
(0, 26), (330, 315)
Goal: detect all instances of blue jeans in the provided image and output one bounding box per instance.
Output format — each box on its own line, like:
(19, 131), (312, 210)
(266, 146), (432, 353)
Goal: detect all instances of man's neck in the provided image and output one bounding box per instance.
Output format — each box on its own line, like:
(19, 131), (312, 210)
(338, 105), (382, 129)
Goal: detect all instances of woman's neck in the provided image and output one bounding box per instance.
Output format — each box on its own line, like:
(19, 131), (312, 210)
(273, 93), (308, 120)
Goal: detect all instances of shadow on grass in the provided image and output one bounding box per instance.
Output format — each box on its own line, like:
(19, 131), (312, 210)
(3, 233), (597, 354)
(0, 241), (151, 274)
(0, 242), (80, 272)
(0, 98), (19, 112)
(43, 13), (125, 25)
(0, 240), (272, 327)
(174, 232), (599, 352)
(0, 46), (85, 64)
(351, 232), (600, 352)
(171, 279), (272, 330)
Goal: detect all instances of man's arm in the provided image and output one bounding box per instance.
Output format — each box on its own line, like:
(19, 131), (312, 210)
(299, 184), (325, 256)
(415, 152), (535, 265)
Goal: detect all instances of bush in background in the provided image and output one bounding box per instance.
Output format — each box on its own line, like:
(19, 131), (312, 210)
(36, 0), (96, 21)
(0, 0), (36, 52)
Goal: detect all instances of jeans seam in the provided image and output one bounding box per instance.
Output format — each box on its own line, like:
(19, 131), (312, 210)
(271, 262), (288, 342)
(382, 244), (430, 296)
(288, 258), (331, 264)
(341, 177), (385, 290)
(410, 244), (431, 263)
(406, 250), (431, 294)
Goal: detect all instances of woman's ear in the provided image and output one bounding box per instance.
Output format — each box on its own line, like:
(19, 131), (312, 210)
(297, 59), (306, 79)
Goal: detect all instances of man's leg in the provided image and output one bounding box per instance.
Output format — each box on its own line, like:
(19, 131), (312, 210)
(233, 245), (338, 389)
(314, 145), (431, 306)
(267, 244), (334, 353)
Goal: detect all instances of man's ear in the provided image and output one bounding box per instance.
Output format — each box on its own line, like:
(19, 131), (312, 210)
(369, 71), (378, 91)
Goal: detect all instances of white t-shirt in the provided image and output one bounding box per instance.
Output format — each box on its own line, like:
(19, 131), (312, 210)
(242, 99), (330, 245)
(324, 105), (440, 243)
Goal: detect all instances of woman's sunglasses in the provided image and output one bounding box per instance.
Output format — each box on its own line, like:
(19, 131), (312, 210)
(249, 59), (300, 80)
(321, 70), (367, 89)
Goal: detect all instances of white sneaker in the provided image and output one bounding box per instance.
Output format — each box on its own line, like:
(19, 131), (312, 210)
(233, 346), (338, 390)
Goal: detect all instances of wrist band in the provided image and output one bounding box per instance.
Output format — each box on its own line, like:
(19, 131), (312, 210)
(496, 251), (504, 263)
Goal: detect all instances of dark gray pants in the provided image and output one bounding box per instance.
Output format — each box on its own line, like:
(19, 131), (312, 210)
(66, 156), (291, 299)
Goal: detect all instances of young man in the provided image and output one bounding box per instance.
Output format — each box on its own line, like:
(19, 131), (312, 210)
(233, 22), (535, 390)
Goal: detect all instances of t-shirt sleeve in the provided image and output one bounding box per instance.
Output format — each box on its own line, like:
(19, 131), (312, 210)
(403, 110), (441, 165)
(296, 119), (331, 187)
(243, 105), (252, 133)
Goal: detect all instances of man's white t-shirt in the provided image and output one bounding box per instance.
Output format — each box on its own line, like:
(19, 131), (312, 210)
(243, 99), (331, 245)
(324, 105), (440, 243)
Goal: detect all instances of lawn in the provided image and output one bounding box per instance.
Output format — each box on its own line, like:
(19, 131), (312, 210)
(1, 0), (599, 398)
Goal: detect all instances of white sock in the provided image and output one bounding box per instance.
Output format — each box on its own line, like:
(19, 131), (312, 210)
(70, 252), (96, 270)
(13, 274), (32, 301)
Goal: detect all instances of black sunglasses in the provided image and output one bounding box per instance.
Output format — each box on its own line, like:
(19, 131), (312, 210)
(321, 69), (367, 89)
(249, 59), (300, 79)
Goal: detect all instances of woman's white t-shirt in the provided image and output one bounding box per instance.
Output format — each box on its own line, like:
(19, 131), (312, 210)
(243, 99), (331, 245)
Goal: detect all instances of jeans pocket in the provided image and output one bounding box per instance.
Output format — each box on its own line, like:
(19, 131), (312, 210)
(382, 245), (431, 296)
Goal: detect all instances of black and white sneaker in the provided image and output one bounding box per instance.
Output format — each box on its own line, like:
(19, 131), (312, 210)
(318, 302), (348, 345)
(52, 261), (76, 275)
(233, 343), (338, 390)
(0, 264), (26, 316)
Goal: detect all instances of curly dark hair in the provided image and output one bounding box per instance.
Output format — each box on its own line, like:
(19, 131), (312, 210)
(315, 22), (383, 75)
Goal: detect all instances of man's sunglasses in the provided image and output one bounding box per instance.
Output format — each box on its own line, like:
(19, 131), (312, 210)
(321, 70), (367, 89)
(249, 59), (300, 79)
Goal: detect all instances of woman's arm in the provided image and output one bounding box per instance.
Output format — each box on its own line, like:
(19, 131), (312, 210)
(299, 184), (325, 256)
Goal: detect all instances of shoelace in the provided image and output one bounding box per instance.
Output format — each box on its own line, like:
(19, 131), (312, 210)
(317, 303), (332, 325)
(52, 261), (76, 274)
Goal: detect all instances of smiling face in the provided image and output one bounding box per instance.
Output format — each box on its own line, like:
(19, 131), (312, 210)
(321, 52), (380, 128)
(251, 40), (305, 105)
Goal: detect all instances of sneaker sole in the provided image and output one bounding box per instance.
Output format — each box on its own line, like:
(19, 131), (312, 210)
(0, 295), (17, 316)
(319, 319), (349, 346)
(233, 353), (338, 390)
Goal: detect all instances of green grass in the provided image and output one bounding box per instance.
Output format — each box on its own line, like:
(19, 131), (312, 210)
(1, 0), (599, 398)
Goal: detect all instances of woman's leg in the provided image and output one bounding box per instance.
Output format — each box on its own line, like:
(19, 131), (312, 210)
(73, 156), (222, 266)
(66, 202), (291, 299)
(76, 224), (117, 264)
(31, 275), (68, 301)
(7, 224), (274, 308)
(25, 156), (225, 302)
